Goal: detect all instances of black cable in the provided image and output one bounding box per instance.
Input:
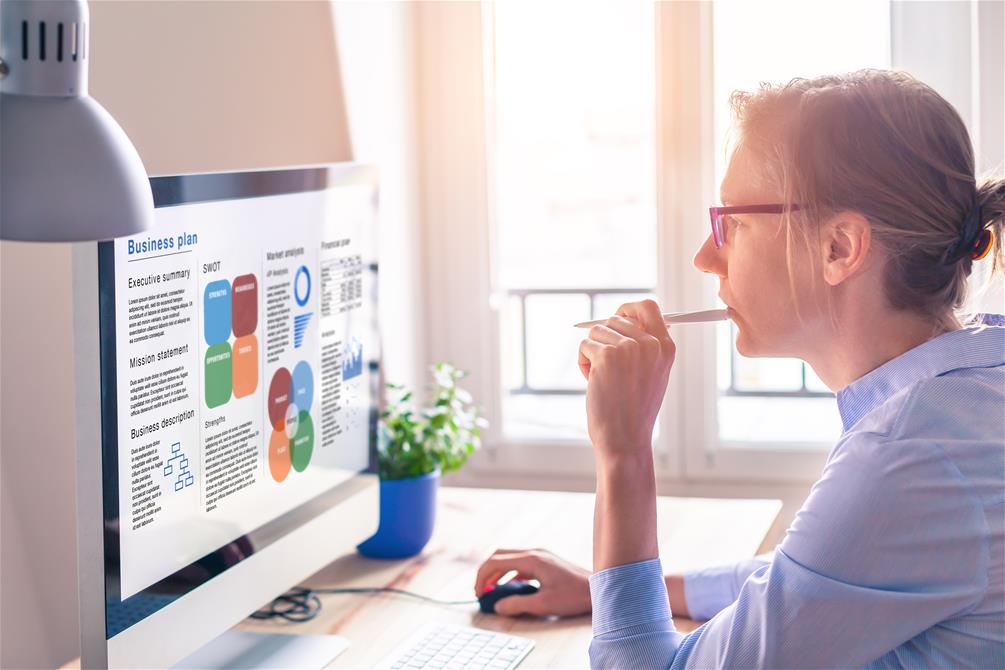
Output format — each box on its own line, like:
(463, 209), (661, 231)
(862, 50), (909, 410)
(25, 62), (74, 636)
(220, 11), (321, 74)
(250, 586), (479, 623)
(249, 588), (321, 622)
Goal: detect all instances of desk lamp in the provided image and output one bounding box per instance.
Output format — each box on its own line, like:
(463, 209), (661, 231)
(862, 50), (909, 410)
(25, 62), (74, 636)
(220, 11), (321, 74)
(0, 0), (152, 241)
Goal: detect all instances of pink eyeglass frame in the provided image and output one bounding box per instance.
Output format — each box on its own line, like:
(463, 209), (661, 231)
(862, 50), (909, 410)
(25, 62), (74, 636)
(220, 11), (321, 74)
(709, 204), (802, 248)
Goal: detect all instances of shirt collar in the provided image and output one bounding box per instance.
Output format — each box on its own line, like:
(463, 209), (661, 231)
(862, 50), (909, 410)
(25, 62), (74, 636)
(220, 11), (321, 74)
(836, 313), (1005, 432)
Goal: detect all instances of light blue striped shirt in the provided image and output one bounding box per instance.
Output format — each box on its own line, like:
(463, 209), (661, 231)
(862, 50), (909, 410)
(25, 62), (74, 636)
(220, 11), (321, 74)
(590, 314), (1005, 669)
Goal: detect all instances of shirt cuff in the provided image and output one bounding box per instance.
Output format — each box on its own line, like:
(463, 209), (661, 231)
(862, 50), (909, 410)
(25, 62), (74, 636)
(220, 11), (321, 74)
(589, 558), (672, 637)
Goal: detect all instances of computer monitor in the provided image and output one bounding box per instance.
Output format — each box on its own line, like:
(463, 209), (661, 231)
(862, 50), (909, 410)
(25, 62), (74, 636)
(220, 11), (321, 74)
(72, 164), (381, 668)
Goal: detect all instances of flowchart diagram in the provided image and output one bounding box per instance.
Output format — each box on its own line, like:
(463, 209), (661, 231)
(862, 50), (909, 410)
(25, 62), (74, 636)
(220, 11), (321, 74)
(163, 442), (194, 491)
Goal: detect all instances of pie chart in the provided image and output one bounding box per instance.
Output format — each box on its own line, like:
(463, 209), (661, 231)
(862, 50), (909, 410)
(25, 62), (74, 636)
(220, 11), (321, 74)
(267, 361), (314, 482)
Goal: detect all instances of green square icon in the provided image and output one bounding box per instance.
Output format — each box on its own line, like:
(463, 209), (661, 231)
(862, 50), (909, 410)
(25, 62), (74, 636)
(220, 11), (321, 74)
(205, 342), (233, 409)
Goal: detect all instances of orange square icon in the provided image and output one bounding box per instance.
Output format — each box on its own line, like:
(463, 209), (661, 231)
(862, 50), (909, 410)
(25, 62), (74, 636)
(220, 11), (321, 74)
(232, 335), (258, 398)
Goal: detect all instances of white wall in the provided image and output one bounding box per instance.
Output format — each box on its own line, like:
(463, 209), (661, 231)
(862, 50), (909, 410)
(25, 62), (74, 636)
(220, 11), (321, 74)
(0, 243), (81, 669)
(332, 1), (425, 393)
(88, 0), (353, 176)
(0, 2), (422, 667)
(892, 0), (1005, 315)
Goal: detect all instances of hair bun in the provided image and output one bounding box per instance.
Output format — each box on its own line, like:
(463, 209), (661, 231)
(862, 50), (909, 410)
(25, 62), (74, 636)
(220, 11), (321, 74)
(943, 202), (986, 264)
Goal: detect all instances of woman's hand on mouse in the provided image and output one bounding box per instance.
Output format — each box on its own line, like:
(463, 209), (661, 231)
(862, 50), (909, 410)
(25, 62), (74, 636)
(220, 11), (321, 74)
(577, 299), (676, 464)
(474, 549), (591, 617)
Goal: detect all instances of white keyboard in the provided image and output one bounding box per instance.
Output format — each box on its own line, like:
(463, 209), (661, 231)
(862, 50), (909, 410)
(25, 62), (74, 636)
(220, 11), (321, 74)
(377, 623), (535, 670)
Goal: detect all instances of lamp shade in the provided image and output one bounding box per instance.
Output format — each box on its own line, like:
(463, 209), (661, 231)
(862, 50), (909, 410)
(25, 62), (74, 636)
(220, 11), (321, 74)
(0, 0), (152, 242)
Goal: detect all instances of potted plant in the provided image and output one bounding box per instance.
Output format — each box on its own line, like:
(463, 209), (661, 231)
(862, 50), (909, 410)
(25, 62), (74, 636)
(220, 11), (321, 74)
(357, 363), (487, 559)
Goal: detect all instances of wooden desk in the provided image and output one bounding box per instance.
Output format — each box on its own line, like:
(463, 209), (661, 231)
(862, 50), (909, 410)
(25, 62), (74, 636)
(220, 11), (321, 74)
(239, 487), (781, 669)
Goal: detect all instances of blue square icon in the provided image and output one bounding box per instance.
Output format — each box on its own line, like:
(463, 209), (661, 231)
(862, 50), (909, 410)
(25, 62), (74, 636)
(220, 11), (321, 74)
(204, 280), (232, 345)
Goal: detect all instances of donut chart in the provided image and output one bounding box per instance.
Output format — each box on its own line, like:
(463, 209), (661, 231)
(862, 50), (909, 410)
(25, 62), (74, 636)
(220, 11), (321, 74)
(267, 362), (314, 481)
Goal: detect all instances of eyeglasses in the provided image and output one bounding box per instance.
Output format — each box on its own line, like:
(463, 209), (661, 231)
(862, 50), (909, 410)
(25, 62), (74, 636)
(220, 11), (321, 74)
(708, 204), (802, 249)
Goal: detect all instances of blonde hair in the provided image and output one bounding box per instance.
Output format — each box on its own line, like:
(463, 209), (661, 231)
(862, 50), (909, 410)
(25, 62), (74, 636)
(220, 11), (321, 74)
(730, 69), (1004, 331)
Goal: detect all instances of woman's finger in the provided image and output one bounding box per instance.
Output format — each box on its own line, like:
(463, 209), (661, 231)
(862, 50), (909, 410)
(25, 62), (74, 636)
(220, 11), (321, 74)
(494, 590), (550, 617)
(578, 337), (613, 380)
(474, 554), (542, 596)
(587, 324), (629, 346)
(601, 315), (650, 341)
(617, 299), (672, 343)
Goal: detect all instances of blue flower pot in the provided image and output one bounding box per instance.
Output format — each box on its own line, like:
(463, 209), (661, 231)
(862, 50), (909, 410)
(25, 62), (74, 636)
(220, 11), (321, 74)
(357, 470), (439, 559)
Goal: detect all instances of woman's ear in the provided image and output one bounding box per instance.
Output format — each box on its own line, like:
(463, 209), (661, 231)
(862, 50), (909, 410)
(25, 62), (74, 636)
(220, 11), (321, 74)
(821, 211), (872, 286)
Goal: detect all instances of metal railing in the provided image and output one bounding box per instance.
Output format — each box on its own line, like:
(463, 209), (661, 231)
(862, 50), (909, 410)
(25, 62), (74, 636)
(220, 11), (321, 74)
(507, 287), (648, 395)
(506, 288), (833, 399)
(725, 320), (833, 398)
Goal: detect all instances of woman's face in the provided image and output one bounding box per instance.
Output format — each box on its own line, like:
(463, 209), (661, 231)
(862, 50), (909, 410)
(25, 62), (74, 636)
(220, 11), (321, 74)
(693, 143), (826, 357)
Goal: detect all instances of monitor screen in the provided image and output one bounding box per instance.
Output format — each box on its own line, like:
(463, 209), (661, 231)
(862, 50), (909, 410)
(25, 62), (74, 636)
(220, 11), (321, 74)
(97, 166), (378, 636)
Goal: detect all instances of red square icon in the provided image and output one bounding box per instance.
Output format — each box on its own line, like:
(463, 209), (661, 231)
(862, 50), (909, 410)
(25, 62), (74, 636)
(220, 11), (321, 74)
(231, 274), (258, 337)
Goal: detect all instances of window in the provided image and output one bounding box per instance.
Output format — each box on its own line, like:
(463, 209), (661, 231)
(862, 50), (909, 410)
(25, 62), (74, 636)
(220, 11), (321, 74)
(488, 2), (658, 440)
(419, 0), (1000, 484)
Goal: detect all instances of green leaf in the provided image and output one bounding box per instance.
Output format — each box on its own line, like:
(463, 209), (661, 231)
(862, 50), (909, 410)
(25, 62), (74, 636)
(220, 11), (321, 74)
(377, 361), (488, 480)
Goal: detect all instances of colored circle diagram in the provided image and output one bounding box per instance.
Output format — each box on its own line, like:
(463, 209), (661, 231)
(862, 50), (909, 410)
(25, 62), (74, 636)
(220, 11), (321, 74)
(267, 361), (314, 482)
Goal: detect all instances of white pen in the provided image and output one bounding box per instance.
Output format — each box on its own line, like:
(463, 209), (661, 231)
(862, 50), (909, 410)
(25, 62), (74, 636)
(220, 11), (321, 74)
(574, 308), (730, 329)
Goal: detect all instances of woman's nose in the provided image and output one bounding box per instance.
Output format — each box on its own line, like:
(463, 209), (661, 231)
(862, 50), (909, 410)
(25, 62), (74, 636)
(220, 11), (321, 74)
(693, 234), (726, 276)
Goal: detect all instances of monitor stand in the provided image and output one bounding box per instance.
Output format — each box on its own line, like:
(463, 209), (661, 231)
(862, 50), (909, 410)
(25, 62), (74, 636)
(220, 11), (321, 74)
(174, 630), (350, 669)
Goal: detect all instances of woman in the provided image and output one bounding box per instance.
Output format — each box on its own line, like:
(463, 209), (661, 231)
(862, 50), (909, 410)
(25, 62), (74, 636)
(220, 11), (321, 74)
(475, 70), (1004, 668)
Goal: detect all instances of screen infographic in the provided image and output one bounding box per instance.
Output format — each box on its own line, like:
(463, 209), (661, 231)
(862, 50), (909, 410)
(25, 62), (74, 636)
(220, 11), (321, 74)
(112, 186), (374, 600)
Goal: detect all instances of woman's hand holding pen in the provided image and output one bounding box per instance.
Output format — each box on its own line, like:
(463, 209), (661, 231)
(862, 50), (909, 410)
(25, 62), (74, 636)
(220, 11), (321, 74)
(578, 299), (675, 571)
(577, 299), (676, 464)
(470, 303), (676, 613)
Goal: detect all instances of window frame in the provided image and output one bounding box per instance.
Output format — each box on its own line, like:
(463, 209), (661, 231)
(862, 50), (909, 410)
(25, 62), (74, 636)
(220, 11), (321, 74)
(664, 1), (834, 483)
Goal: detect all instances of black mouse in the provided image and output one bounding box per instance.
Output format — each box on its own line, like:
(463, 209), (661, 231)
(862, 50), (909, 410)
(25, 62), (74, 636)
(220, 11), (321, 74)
(478, 579), (540, 614)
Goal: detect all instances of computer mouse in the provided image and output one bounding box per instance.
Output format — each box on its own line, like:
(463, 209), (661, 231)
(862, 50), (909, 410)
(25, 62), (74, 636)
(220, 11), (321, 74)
(478, 579), (540, 614)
